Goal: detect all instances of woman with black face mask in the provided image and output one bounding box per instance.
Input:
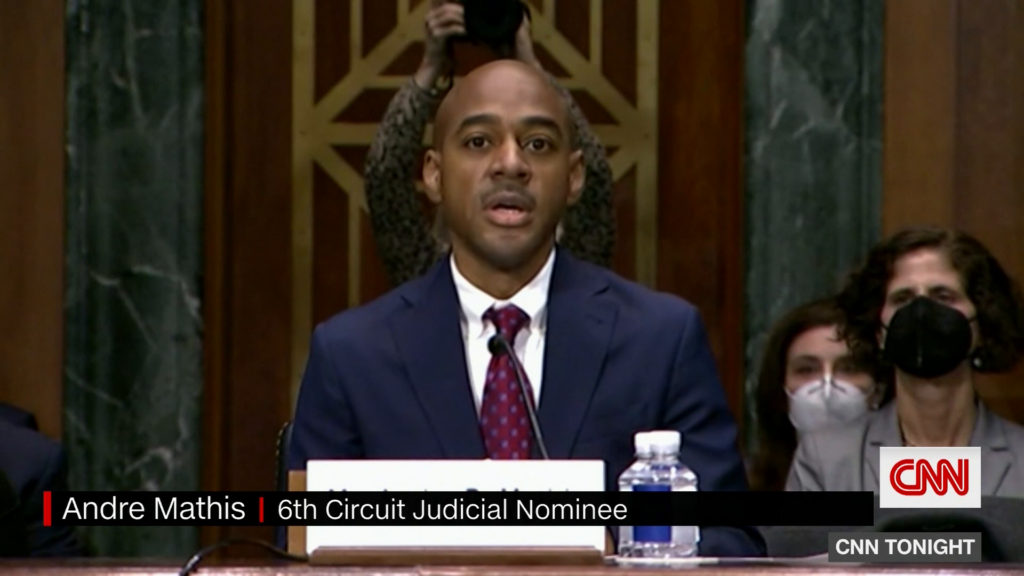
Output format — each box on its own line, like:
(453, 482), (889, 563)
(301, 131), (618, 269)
(786, 226), (1024, 496)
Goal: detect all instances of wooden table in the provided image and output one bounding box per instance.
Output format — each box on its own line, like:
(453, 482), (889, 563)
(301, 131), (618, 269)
(1, 561), (1022, 576)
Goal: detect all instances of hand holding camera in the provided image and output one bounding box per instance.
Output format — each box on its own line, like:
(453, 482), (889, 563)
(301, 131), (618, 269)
(414, 0), (539, 91)
(511, 7), (542, 71)
(415, 0), (465, 90)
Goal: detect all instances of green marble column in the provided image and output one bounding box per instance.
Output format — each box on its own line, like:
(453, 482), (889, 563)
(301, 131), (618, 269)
(743, 0), (883, 447)
(64, 0), (204, 557)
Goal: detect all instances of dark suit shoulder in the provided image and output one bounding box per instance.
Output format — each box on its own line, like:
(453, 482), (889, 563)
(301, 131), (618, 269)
(0, 404), (38, 430)
(0, 420), (62, 492)
(0, 420), (82, 557)
(577, 258), (701, 322)
(312, 272), (431, 344)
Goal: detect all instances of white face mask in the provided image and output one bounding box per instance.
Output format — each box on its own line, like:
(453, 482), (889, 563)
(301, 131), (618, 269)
(787, 377), (870, 434)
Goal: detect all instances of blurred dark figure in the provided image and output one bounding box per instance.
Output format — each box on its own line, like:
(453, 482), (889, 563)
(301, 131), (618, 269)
(0, 404), (83, 556)
(0, 466), (30, 557)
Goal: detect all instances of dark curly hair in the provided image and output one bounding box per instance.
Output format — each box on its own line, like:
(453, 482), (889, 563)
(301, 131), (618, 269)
(750, 298), (856, 491)
(836, 226), (1024, 375)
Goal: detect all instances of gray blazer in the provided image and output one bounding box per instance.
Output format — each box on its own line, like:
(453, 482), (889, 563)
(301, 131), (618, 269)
(786, 401), (1024, 497)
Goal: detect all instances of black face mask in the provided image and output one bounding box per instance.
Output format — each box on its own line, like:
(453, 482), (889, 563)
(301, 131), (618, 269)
(882, 296), (974, 379)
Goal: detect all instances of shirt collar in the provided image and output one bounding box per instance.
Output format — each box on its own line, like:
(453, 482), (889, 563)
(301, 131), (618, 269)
(450, 249), (555, 339)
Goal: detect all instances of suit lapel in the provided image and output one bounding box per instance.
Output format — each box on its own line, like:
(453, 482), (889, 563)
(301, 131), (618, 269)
(865, 402), (901, 489)
(389, 260), (485, 458)
(974, 403), (1011, 495)
(538, 252), (617, 458)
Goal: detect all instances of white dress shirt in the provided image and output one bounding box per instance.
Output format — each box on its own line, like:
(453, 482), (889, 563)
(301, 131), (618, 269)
(450, 250), (555, 414)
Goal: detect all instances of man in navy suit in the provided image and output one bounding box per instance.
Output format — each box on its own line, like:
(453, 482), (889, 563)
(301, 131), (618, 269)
(289, 59), (764, 557)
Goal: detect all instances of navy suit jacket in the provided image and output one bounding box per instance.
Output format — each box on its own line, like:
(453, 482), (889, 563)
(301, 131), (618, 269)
(289, 250), (765, 557)
(0, 419), (82, 557)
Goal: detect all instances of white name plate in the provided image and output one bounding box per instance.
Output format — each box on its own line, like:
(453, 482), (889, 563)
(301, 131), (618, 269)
(305, 459), (606, 554)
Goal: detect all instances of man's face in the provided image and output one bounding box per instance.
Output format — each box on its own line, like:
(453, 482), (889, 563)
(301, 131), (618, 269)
(423, 65), (583, 271)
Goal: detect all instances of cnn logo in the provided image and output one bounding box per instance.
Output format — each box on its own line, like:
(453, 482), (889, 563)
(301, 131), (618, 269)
(879, 447), (981, 508)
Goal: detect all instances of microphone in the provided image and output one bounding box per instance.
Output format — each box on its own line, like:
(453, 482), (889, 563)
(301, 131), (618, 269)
(487, 334), (550, 460)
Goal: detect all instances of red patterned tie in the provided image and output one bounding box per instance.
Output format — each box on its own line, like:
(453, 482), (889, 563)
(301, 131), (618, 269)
(479, 305), (534, 459)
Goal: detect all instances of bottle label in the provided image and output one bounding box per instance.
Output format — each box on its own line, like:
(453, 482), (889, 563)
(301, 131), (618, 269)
(632, 484), (670, 543)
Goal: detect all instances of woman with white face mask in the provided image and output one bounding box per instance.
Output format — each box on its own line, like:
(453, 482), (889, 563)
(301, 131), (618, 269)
(785, 324), (881, 433)
(749, 299), (882, 491)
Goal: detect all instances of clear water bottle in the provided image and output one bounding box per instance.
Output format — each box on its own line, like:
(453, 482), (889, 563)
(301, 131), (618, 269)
(617, 430), (699, 558)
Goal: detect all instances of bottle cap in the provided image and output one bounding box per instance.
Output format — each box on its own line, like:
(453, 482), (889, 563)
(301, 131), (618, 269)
(646, 430), (681, 453)
(633, 432), (655, 455)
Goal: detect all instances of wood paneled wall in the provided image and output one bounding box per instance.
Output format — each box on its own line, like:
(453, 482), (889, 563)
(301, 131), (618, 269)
(0, 0), (66, 441)
(885, 0), (1024, 423)
(657, 0), (744, 415)
(202, 0), (745, 548)
(203, 0), (296, 547)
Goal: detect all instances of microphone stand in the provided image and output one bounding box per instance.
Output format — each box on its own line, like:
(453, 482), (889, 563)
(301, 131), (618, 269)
(487, 334), (550, 460)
